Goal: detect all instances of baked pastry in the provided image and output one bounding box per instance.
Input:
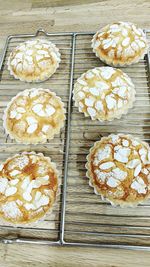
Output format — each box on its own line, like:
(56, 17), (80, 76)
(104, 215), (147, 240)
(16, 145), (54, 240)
(0, 152), (59, 224)
(92, 21), (148, 66)
(86, 134), (150, 207)
(3, 88), (65, 144)
(7, 39), (61, 82)
(73, 67), (135, 121)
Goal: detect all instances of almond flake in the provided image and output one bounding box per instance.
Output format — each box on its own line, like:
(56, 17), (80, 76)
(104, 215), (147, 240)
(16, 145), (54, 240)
(26, 116), (38, 125)
(107, 177), (119, 188)
(122, 37), (130, 47)
(96, 145), (111, 161)
(95, 100), (104, 111)
(95, 81), (109, 90)
(77, 91), (85, 99)
(27, 124), (38, 134)
(89, 87), (99, 96)
(100, 162), (115, 170)
(16, 107), (26, 113)
(86, 72), (94, 79)
(0, 164), (4, 171)
(78, 79), (87, 86)
(87, 107), (96, 117)
(134, 164), (142, 177)
(122, 139), (129, 147)
(85, 97), (95, 107)
(5, 186), (17, 197)
(0, 178), (8, 194)
(42, 125), (49, 133)
(127, 159), (141, 169)
(106, 95), (116, 110)
(10, 170), (21, 176)
(45, 105), (55, 116)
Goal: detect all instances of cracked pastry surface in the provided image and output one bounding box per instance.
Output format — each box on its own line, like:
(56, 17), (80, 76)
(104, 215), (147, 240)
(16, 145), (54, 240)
(86, 134), (150, 207)
(3, 88), (65, 144)
(0, 152), (59, 224)
(73, 67), (135, 121)
(7, 39), (61, 82)
(92, 21), (148, 66)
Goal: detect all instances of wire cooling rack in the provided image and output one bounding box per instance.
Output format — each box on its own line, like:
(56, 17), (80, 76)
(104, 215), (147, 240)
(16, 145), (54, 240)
(0, 29), (150, 250)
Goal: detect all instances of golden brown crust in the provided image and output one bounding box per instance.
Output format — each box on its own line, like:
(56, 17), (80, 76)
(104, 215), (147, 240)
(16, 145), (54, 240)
(3, 88), (66, 144)
(0, 152), (59, 224)
(92, 21), (148, 66)
(86, 134), (150, 207)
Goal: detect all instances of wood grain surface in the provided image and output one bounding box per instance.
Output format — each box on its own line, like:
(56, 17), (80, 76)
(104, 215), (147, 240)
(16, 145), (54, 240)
(0, 0), (150, 266)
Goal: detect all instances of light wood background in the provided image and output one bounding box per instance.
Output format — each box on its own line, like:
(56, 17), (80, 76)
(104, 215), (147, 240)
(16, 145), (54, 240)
(0, 0), (150, 266)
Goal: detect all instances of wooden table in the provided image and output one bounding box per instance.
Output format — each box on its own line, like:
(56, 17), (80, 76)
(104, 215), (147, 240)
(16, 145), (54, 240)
(0, 0), (150, 266)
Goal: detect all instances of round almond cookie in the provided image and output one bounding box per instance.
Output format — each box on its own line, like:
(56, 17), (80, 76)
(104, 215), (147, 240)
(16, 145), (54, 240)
(73, 67), (135, 121)
(91, 21), (148, 66)
(7, 39), (61, 82)
(86, 134), (150, 207)
(0, 152), (59, 224)
(3, 88), (65, 144)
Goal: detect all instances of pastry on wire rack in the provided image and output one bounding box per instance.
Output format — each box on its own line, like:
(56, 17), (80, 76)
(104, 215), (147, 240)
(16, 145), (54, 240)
(0, 152), (59, 224)
(73, 67), (135, 121)
(91, 21), (148, 66)
(3, 88), (65, 144)
(86, 134), (150, 207)
(7, 39), (61, 82)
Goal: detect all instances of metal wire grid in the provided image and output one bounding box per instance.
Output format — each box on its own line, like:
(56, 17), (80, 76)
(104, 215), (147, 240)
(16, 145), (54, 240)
(62, 31), (150, 250)
(0, 29), (150, 250)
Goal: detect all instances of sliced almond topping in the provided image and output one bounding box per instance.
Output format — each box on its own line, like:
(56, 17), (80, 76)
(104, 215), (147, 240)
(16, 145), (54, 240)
(10, 179), (19, 186)
(134, 164), (142, 177)
(89, 87), (99, 96)
(85, 97), (95, 107)
(10, 110), (17, 119)
(122, 37), (130, 47)
(27, 124), (38, 134)
(0, 178), (8, 194)
(106, 95), (117, 110)
(23, 191), (32, 201)
(5, 186), (17, 197)
(107, 177), (119, 188)
(16, 107), (26, 113)
(0, 164), (4, 171)
(45, 105), (55, 116)
(122, 139), (129, 147)
(87, 107), (96, 117)
(77, 91), (85, 99)
(10, 170), (21, 176)
(100, 162), (115, 170)
(127, 159), (141, 169)
(78, 79), (87, 86)
(95, 100), (104, 112)
(26, 116), (37, 125)
(42, 125), (49, 133)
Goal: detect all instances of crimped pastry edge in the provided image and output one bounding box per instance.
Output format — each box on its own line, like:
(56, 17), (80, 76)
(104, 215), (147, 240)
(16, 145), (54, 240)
(0, 151), (60, 226)
(3, 88), (66, 144)
(85, 133), (150, 207)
